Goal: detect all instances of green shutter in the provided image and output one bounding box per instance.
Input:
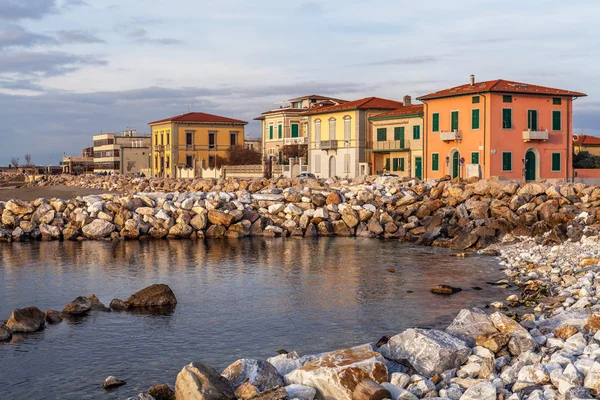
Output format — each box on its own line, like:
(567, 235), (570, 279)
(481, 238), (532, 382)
(400, 158), (405, 171)
(269, 125), (273, 139)
(432, 113), (439, 132)
(377, 128), (387, 141)
(432, 154), (439, 171)
(553, 98), (562, 105)
(472, 96), (480, 104)
(291, 124), (299, 138)
(503, 95), (512, 103)
(471, 152), (479, 164)
(278, 124), (282, 138)
(384, 158), (390, 170)
(552, 111), (561, 131)
(472, 109), (480, 129)
(502, 152), (512, 171)
(392, 158), (399, 171)
(451, 111), (459, 131)
(552, 153), (561, 171)
(502, 109), (512, 129)
(394, 127), (405, 147)
(413, 125), (420, 140)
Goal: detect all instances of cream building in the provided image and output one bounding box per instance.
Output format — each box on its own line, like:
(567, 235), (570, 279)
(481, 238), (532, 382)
(93, 130), (151, 175)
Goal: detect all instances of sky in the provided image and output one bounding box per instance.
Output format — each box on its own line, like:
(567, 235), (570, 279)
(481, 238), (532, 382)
(0, 0), (598, 165)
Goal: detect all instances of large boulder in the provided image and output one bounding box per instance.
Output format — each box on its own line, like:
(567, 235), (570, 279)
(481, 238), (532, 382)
(62, 296), (92, 315)
(125, 284), (177, 308)
(380, 328), (471, 377)
(446, 308), (498, 347)
(207, 210), (235, 227)
(6, 306), (45, 332)
(266, 351), (303, 376)
(175, 362), (235, 400)
(284, 346), (387, 400)
(82, 219), (115, 239)
(148, 384), (175, 400)
(221, 359), (282, 396)
(490, 312), (538, 355)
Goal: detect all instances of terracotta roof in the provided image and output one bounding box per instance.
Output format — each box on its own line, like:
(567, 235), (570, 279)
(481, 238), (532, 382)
(574, 134), (600, 146)
(148, 112), (247, 125)
(417, 79), (587, 100)
(369, 104), (424, 120)
(288, 94), (348, 103)
(303, 97), (404, 115)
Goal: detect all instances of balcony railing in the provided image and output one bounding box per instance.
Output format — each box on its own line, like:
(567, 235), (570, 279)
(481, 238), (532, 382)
(154, 145), (165, 152)
(440, 130), (462, 141)
(523, 129), (549, 141)
(320, 140), (338, 150)
(284, 137), (308, 145)
(368, 139), (411, 151)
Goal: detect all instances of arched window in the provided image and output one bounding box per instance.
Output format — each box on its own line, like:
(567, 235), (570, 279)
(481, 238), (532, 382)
(315, 119), (321, 142)
(343, 116), (351, 144)
(329, 118), (336, 140)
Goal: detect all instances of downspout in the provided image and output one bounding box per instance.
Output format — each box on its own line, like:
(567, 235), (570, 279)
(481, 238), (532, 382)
(423, 102), (428, 180)
(568, 97), (577, 182)
(480, 93), (487, 179)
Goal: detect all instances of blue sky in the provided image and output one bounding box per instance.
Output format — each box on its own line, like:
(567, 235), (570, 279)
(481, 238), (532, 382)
(0, 0), (598, 165)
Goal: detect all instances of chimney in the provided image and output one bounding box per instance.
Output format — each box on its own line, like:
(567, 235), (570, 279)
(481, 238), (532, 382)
(403, 95), (411, 107)
(470, 74), (475, 86)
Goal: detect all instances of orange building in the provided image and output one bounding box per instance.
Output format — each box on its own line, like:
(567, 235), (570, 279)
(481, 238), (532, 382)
(418, 76), (586, 181)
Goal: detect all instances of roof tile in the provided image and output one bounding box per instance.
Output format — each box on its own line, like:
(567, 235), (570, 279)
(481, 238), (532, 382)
(303, 97), (404, 115)
(149, 112), (247, 125)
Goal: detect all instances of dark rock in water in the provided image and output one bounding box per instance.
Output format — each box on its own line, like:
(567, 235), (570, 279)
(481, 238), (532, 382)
(472, 286), (483, 291)
(125, 284), (177, 308)
(103, 376), (126, 389)
(386, 268), (396, 273)
(431, 285), (462, 295)
(147, 383), (175, 400)
(6, 306), (45, 332)
(486, 279), (510, 288)
(45, 310), (63, 324)
(407, 290), (413, 293)
(479, 248), (500, 256)
(375, 335), (391, 347)
(89, 294), (110, 312)
(276, 349), (289, 355)
(62, 296), (92, 315)
(0, 323), (12, 341)
(110, 299), (129, 310)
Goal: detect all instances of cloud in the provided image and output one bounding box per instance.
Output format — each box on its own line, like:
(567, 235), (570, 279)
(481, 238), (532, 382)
(128, 28), (182, 46)
(0, 0), (57, 21)
(356, 56), (440, 67)
(0, 51), (107, 77)
(0, 77), (44, 91)
(55, 30), (105, 44)
(0, 24), (57, 49)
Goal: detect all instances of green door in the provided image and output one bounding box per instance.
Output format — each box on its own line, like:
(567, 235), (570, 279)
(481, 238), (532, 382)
(452, 151), (459, 178)
(291, 124), (299, 138)
(528, 110), (538, 131)
(415, 157), (422, 180)
(394, 127), (405, 148)
(525, 151), (536, 181)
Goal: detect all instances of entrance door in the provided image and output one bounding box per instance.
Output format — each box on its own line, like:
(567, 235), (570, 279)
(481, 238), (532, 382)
(525, 150), (536, 181)
(528, 110), (538, 131)
(329, 156), (336, 178)
(415, 157), (422, 180)
(452, 151), (460, 178)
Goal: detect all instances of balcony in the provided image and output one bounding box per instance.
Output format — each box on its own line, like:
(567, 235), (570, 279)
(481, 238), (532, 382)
(320, 140), (338, 150)
(440, 130), (462, 141)
(284, 136), (308, 145)
(523, 129), (549, 142)
(153, 145), (165, 152)
(368, 139), (411, 151)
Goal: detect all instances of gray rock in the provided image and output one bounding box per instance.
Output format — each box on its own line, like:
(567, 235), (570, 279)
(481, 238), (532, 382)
(6, 306), (45, 332)
(62, 296), (92, 315)
(82, 219), (115, 239)
(446, 308), (498, 346)
(103, 376), (126, 389)
(175, 362), (235, 400)
(221, 359), (282, 393)
(459, 381), (496, 400)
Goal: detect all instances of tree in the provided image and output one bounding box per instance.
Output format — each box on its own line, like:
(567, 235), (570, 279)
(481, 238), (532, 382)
(208, 155), (227, 169)
(10, 157), (19, 169)
(573, 151), (600, 169)
(24, 154), (32, 167)
(281, 144), (308, 163)
(227, 145), (261, 165)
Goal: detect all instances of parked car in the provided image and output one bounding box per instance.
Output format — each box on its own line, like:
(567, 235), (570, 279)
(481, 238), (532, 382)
(296, 173), (317, 179)
(380, 173), (398, 177)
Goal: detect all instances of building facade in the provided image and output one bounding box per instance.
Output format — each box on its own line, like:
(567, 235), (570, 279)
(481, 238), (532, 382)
(244, 137), (262, 153)
(418, 76), (586, 181)
(368, 97), (424, 178)
(93, 130), (151, 175)
(574, 134), (600, 156)
(61, 147), (94, 174)
(148, 112), (247, 178)
(255, 95), (346, 165)
(305, 97), (404, 178)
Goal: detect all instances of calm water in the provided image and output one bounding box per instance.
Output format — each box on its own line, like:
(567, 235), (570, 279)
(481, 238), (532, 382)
(0, 238), (512, 399)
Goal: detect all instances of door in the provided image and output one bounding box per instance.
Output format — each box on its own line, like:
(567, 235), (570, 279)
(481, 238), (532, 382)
(329, 156), (336, 178)
(452, 151), (460, 178)
(528, 110), (538, 131)
(415, 157), (422, 180)
(525, 150), (536, 181)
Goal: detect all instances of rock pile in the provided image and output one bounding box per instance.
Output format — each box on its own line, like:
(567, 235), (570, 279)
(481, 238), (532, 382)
(4, 178), (600, 249)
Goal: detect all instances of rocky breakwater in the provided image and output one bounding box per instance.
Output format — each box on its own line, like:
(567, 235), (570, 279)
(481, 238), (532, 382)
(3, 178), (600, 247)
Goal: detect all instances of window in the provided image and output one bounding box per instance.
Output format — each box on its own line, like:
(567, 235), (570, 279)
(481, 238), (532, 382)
(165, 156), (169, 169)
(269, 125), (273, 140)
(161, 133), (164, 145)
(502, 152), (512, 171)
(166, 130), (170, 145)
(553, 98), (562, 105)
(291, 124), (299, 138)
(315, 119), (321, 142)
(394, 127), (405, 147)
(209, 132), (215, 149)
(503, 95), (512, 103)
(471, 152), (479, 164)
(344, 154), (350, 173)
(502, 109), (512, 129)
(413, 125), (420, 140)
(451, 111), (459, 131)
(186, 131), (193, 146)
(278, 124), (282, 139)
(432, 153), (439, 171)
(384, 158), (390, 171)
(399, 158), (405, 171)
(154, 133), (158, 145)
(329, 118), (336, 140)
(552, 110), (562, 131)
(377, 128), (387, 141)
(432, 113), (440, 132)
(528, 110), (538, 131)
(472, 96), (480, 104)
(344, 116), (351, 142)
(552, 153), (561, 171)
(186, 155), (193, 168)
(392, 158), (399, 171)
(472, 109), (480, 130)
(315, 154), (321, 173)
(230, 132), (237, 146)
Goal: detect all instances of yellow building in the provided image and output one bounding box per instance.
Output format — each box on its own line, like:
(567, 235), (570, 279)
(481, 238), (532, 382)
(148, 112), (247, 178)
(368, 98), (424, 178)
(574, 134), (600, 156)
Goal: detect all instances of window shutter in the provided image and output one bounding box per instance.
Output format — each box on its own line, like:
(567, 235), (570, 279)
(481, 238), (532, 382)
(384, 158), (390, 170)
(400, 158), (405, 171)
(432, 154), (439, 171)
(432, 113), (439, 132)
(552, 153), (561, 171)
(269, 126), (273, 140)
(392, 158), (398, 171)
(472, 96), (480, 104)
(413, 125), (420, 140)
(502, 152), (512, 171)
(471, 152), (479, 164)
(502, 109), (512, 129)
(472, 109), (480, 129)
(377, 128), (387, 141)
(552, 111), (561, 131)
(451, 111), (459, 131)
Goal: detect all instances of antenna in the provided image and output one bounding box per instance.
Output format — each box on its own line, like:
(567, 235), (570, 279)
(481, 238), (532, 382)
(187, 104), (192, 112)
